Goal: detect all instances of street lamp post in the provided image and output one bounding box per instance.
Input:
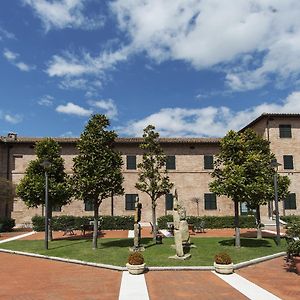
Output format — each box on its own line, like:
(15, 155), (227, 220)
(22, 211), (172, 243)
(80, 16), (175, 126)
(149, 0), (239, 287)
(40, 160), (51, 250)
(270, 158), (281, 246)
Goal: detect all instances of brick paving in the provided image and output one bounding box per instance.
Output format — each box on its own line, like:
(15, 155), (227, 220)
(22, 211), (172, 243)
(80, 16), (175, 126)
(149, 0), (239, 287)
(0, 252), (122, 300)
(1, 228), (298, 299)
(145, 271), (248, 300)
(237, 257), (300, 300)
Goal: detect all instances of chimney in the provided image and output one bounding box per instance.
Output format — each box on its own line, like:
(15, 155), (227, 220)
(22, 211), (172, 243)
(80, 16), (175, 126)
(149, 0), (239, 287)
(7, 132), (17, 140)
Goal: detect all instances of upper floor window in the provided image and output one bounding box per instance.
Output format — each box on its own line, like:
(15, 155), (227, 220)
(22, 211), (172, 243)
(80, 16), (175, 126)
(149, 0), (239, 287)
(204, 193), (217, 210)
(165, 193), (174, 211)
(125, 194), (137, 210)
(204, 155), (214, 169)
(84, 199), (94, 211)
(283, 155), (294, 170)
(285, 193), (297, 210)
(126, 155), (136, 170)
(279, 124), (292, 138)
(166, 156), (176, 170)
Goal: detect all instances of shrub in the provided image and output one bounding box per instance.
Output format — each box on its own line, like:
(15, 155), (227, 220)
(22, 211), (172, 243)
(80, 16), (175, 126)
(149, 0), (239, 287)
(0, 217), (15, 232)
(281, 215), (300, 226)
(214, 252), (232, 264)
(157, 215), (256, 229)
(286, 221), (300, 238)
(32, 215), (134, 231)
(128, 252), (144, 265)
(287, 240), (300, 257)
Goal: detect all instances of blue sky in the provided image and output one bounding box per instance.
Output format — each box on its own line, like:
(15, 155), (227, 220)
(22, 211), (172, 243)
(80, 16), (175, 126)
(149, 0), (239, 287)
(1, 0), (300, 138)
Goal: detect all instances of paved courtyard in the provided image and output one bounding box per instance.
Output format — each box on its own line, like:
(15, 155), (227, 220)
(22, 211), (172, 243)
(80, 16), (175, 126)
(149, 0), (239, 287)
(0, 229), (299, 299)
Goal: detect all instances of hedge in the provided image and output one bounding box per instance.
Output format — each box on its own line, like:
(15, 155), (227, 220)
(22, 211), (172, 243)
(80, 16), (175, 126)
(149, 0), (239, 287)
(157, 215), (256, 229)
(281, 215), (300, 225)
(0, 217), (15, 232)
(32, 215), (134, 231)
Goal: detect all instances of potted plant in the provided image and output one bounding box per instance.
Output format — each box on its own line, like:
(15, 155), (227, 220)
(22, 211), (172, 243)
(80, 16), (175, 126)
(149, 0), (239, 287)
(214, 252), (234, 274)
(126, 251), (146, 275)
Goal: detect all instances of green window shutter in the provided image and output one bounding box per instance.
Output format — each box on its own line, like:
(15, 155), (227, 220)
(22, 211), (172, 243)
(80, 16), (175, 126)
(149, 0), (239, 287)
(283, 155), (294, 169)
(127, 155), (136, 170)
(279, 124), (292, 138)
(204, 193), (217, 210)
(125, 194), (137, 210)
(166, 156), (176, 170)
(204, 155), (214, 169)
(165, 194), (174, 210)
(285, 193), (297, 210)
(84, 200), (94, 211)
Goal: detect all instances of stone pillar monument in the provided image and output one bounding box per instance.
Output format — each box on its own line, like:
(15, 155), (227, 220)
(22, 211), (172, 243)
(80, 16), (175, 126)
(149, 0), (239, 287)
(130, 195), (144, 251)
(169, 189), (192, 260)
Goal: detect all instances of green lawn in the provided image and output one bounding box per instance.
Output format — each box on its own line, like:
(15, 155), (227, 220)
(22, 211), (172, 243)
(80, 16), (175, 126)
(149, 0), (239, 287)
(0, 237), (286, 267)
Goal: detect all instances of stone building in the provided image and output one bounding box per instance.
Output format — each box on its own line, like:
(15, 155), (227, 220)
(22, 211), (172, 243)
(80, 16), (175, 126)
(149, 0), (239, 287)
(0, 113), (299, 226)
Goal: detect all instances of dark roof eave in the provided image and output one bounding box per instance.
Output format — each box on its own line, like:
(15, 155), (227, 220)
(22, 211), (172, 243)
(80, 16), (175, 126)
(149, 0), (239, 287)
(240, 113), (300, 132)
(0, 136), (221, 145)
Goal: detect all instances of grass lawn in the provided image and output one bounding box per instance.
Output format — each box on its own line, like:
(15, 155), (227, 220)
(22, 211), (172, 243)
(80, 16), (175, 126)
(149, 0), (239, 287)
(0, 236), (286, 267)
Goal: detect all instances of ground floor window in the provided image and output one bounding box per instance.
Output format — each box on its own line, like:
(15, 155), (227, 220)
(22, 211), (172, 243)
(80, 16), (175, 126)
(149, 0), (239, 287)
(84, 199), (94, 211)
(285, 193), (297, 210)
(165, 193), (173, 210)
(204, 193), (217, 210)
(52, 204), (62, 212)
(125, 194), (137, 210)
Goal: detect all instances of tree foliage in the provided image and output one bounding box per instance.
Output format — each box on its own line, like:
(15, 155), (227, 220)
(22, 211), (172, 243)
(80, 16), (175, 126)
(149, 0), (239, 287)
(135, 125), (173, 239)
(70, 114), (124, 249)
(16, 138), (71, 209)
(210, 129), (290, 245)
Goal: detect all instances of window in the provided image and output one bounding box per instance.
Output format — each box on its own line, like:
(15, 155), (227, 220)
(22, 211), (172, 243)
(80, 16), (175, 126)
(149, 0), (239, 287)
(166, 156), (176, 170)
(125, 194), (137, 210)
(84, 199), (94, 211)
(285, 193), (297, 210)
(165, 194), (174, 210)
(283, 155), (294, 169)
(204, 155), (214, 169)
(52, 205), (61, 212)
(240, 202), (255, 216)
(204, 193), (217, 210)
(127, 155), (136, 170)
(279, 124), (292, 138)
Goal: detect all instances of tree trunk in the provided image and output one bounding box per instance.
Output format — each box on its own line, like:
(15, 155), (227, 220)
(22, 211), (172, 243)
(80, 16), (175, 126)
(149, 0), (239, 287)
(197, 201), (199, 217)
(256, 205), (262, 239)
(152, 200), (157, 241)
(93, 201), (100, 250)
(234, 200), (240, 247)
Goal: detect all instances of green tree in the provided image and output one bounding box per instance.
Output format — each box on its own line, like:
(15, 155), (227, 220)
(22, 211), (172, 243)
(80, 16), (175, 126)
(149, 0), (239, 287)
(70, 114), (124, 249)
(16, 138), (71, 240)
(209, 129), (290, 246)
(135, 125), (174, 240)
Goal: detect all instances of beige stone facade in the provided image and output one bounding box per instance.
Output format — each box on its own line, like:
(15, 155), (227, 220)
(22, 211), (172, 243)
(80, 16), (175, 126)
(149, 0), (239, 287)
(1, 113), (300, 226)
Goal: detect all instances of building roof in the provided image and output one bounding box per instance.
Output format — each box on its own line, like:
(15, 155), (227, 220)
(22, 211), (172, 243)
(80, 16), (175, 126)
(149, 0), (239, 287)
(0, 136), (220, 145)
(240, 113), (300, 131)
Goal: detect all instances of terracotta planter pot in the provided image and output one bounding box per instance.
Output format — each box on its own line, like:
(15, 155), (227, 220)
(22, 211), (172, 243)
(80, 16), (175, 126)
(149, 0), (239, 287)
(214, 262), (234, 274)
(126, 263), (146, 275)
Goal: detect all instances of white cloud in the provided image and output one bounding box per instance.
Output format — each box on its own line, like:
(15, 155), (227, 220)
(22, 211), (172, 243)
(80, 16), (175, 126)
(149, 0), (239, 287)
(3, 49), (35, 72)
(24, 0), (104, 31)
(3, 114), (23, 124)
(60, 131), (75, 137)
(119, 91), (300, 137)
(44, 1), (300, 92)
(56, 102), (92, 117)
(46, 47), (130, 78)
(109, 0), (300, 91)
(89, 99), (118, 119)
(0, 26), (15, 41)
(38, 95), (54, 106)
